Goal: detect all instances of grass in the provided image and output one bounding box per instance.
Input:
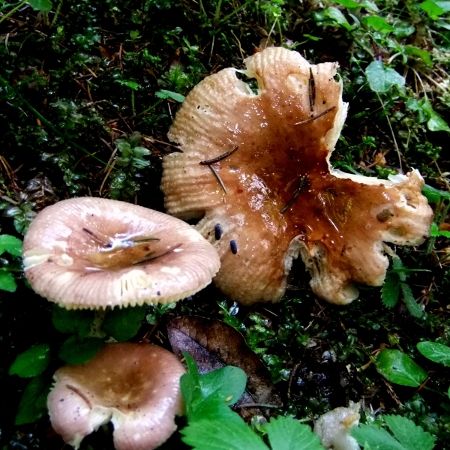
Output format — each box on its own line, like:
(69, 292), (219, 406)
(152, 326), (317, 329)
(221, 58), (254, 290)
(1, 0), (449, 449)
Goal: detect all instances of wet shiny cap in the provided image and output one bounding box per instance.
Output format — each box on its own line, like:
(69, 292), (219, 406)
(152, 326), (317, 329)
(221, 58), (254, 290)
(161, 46), (433, 305)
(47, 343), (186, 450)
(23, 197), (220, 309)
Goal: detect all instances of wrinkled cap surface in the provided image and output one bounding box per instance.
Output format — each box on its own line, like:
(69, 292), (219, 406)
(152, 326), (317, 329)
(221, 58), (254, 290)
(23, 197), (220, 309)
(161, 46), (433, 305)
(47, 343), (186, 450)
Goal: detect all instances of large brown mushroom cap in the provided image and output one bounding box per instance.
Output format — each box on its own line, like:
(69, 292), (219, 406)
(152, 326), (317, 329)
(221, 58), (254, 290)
(23, 197), (220, 309)
(47, 343), (185, 450)
(161, 46), (433, 305)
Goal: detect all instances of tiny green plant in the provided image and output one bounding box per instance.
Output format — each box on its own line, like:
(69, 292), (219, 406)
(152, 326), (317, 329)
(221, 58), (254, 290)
(105, 132), (151, 200)
(381, 255), (427, 318)
(0, 234), (23, 292)
(8, 343), (51, 425)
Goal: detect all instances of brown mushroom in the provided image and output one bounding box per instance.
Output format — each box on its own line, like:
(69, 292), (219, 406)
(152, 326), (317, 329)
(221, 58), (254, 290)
(161, 46), (433, 305)
(23, 197), (220, 309)
(47, 342), (185, 450)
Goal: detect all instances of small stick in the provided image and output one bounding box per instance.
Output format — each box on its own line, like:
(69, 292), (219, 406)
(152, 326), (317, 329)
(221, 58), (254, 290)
(134, 243), (183, 265)
(308, 67), (316, 111)
(82, 227), (107, 245)
(199, 146), (239, 165)
(294, 106), (336, 126)
(208, 164), (227, 194)
(280, 175), (309, 214)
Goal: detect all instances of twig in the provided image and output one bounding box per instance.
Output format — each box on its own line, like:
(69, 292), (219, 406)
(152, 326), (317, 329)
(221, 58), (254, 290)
(375, 92), (403, 172)
(294, 106), (336, 126)
(208, 164), (227, 194)
(308, 67), (316, 111)
(199, 146), (239, 165)
(280, 175), (309, 213)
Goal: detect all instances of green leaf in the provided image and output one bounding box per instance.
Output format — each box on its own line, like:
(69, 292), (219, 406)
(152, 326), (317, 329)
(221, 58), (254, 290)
(353, 423), (405, 450)
(334, 0), (361, 8)
(0, 270), (17, 292)
(15, 376), (50, 425)
(102, 306), (146, 341)
(417, 341), (450, 367)
(406, 98), (450, 132)
(427, 110), (450, 133)
(180, 353), (201, 417)
(385, 415), (436, 450)
(264, 416), (324, 450)
(322, 7), (354, 31)
(400, 283), (424, 319)
(155, 89), (185, 102)
(27, 0), (52, 12)
(365, 60), (405, 93)
(0, 234), (22, 256)
(422, 184), (450, 202)
(375, 349), (427, 387)
(381, 270), (400, 308)
(430, 222), (450, 238)
(200, 365), (247, 406)
(58, 336), (104, 365)
(404, 45), (432, 67)
(51, 306), (95, 337)
(391, 256), (407, 282)
(9, 344), (50, 378)
(115, 79), (141, 90)
(364, 16), (394, 33)
(181, 413), (269, 450)
(419, 0), (447, 19)
(392, 22), (416, 38)
(180, 353), (248, 421)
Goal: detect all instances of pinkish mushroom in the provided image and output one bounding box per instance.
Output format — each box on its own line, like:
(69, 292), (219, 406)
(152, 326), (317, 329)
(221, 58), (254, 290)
(47, 342), (185, 450)
(161, 46), (433, 305)
(22, 197), (220, 309)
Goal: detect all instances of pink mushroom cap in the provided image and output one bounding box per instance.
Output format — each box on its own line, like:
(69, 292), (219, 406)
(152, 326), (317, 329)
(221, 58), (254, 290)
(47, 343), (186, 450)
(23, 197), (220, 309)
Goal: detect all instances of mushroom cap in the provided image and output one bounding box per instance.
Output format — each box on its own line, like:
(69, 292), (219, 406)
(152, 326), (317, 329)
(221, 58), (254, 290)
(23, 197), (220, 309)
(47, 342), (186, 450)
(161, 46), (433, 305)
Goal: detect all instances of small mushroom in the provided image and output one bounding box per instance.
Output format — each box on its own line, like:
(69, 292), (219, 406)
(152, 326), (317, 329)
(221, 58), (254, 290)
(161, 46), (433, 305)
(314, 401), (361, 450)
(23, 197), (220, 309)
(47, 342), (186, 450)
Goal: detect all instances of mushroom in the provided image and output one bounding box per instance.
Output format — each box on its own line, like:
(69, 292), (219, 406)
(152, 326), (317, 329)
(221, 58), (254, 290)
(161, 46), (433, 305)
(314, 401), (361, 450)
(47, 342), (186, 450)
(23, 197), (220, 309)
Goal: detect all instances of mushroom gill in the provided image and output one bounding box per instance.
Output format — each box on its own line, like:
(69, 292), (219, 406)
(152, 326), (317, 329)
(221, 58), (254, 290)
(23, 197), (220, 309)
(161, 46), (433, 305)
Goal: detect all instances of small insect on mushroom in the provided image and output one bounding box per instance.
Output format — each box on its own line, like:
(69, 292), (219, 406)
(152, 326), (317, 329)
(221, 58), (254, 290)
(214, 223), (223, 240)
(230, 239), (238, 255)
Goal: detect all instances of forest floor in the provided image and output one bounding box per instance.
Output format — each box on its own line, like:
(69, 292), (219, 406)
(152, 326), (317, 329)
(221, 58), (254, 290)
(1, 1), (449, 449)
